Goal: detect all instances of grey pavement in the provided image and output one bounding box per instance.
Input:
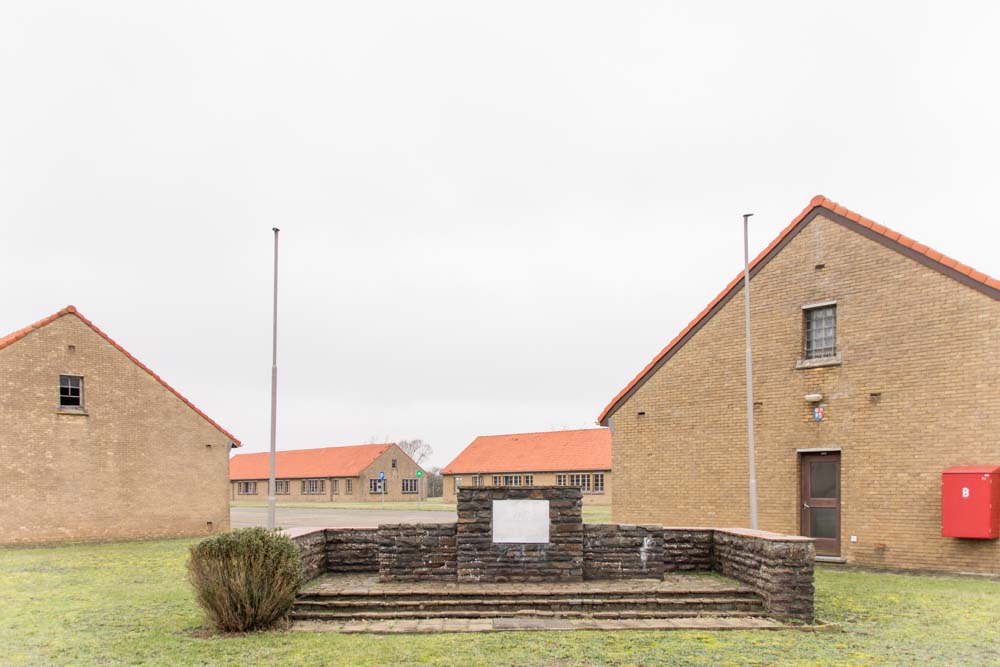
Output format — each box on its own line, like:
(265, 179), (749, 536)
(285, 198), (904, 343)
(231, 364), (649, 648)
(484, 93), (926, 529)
(231, 506), (457, 529)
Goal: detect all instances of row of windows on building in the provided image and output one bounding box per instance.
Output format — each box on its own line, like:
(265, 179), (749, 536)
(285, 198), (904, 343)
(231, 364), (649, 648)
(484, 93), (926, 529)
(236, 478), (420, 496)
(453, 472), (605, 494)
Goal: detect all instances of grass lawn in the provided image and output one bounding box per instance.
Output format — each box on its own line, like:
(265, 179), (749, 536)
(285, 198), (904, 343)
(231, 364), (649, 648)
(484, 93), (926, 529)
(2, 539), (998, 666)
(230, 499), (614, 523)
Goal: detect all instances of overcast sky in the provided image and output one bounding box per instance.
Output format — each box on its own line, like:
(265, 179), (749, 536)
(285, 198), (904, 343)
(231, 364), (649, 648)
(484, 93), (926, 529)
(3, 2), (998, 469)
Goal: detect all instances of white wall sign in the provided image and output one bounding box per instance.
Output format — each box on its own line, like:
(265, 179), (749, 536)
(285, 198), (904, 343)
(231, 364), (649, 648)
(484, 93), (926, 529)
(492, 499), (550, 544)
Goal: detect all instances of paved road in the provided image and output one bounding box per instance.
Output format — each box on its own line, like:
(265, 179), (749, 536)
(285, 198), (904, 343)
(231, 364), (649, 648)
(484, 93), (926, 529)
(231, 506), (457, 529)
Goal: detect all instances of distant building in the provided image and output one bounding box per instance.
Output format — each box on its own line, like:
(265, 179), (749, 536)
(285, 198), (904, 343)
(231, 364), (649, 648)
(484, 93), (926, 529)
(0, 306), (239, 545)
(229, 443), (427, 502)
(600, 195), (999, 574)
(441, 429), (612, 505)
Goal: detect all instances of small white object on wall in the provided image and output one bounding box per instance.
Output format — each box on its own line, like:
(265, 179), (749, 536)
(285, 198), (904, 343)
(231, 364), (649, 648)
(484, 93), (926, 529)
(492, 499), (550, 544)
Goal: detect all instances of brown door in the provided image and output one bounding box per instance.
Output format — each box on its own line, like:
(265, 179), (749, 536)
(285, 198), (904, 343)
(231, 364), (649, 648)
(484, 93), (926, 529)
(800, 452), (841, 556)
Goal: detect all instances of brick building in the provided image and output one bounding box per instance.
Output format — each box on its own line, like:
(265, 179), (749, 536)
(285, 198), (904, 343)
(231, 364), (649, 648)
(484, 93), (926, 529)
(0, 306), (239, 545)
(229, 443), (427, 502)
(600, 196), (999, 574)
(441, 429), (612, 505)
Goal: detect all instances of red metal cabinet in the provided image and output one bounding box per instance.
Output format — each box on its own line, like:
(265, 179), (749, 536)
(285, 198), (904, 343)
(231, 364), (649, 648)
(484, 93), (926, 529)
(941, 466), (1000, 539)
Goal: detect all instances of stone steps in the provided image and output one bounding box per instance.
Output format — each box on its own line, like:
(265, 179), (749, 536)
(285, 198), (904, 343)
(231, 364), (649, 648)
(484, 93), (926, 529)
(292, 585), (766, 621)
(297, 588), (759, 603)
(294, 596), (763, 615)
(290, 608), (768, 621)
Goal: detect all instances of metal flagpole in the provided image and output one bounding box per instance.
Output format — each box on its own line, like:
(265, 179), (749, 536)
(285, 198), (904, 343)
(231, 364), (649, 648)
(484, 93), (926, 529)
(267, 228), (280, 530)
(743, 213), (759, 530)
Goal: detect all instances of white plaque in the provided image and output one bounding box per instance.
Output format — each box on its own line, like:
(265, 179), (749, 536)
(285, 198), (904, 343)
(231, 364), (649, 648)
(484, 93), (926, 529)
(492, 499), (550, 543)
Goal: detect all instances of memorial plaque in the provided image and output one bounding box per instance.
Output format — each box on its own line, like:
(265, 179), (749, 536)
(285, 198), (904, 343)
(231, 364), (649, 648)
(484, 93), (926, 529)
(492, 499), (550, 543)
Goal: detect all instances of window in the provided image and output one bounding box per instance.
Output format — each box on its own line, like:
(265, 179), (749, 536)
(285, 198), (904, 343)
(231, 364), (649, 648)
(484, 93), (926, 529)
(345, 479), (353, 495)
(331, 479), (339, 495)
(237, 481), (257, 495)
(275, 480), (289, 495)
(370, 478), (385, 494)
(569, 474), (591, 492)
(471, 475), (483, 486)
(402, 478), (418, 494)
(454, 476), (462, 492)
(524, 474), (534, 486)
(804, 305), (837, 359)
(593, 473), (605, 494)
(492, 475), (502, 486)
(391, 458), (398, 469)
(556, 474), (567, 486)
(302, 479), (325, 495)
(59, 375), (83, 409)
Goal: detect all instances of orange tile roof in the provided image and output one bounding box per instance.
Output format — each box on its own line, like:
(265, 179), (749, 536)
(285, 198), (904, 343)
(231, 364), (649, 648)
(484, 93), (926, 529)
(441, 428), (611, 475)
(598, 195), (1000, 425)
(0, 305), (241, 445)
(229, 443), (409, 480)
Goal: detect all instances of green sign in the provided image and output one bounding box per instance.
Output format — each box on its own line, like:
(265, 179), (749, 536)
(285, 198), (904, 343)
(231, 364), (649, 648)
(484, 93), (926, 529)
(415, 470), (424, 477)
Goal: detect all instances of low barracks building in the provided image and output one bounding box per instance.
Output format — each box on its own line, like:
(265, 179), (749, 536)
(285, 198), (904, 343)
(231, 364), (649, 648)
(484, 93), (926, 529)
(229, 443), (427, 502)
(0, 306), (239, 545)
(441, 429), (612, 505)
(600, 196), (999, 574)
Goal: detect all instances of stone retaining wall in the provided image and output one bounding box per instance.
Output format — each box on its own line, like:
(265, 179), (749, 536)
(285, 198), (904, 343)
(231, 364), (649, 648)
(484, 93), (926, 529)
(378, 523), (457, 581)
(288, 528), (327, 581)
(662, 528), (714, 572)
(583, 524), (664, 580)
(712, 528), (815, 622)
(325, 528), (379, 573)
(457, 487), (584, 583)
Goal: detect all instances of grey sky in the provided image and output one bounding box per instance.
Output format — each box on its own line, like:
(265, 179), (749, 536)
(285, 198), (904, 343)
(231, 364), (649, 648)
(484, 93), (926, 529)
(3, 2), (998, 469)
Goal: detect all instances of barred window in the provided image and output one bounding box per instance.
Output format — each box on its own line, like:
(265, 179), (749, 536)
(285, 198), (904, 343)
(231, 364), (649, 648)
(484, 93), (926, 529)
(59, 375), (83, 408)
(402, 478), (418, 494)
(345, 479), (353, 495)
(805, 305), (837, 359)
(370, 478), (385, 494)
(593, 473), (605, 494)
(274, 480), (289, 495)
(302, 479), (325, 495)
(237, 481), (257, 495)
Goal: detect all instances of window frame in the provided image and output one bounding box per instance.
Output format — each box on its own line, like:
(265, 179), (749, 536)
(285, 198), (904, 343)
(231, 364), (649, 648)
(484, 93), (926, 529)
(59, 374), (84, 410)
(803, 302), (838, 360)
(274, 480), (289, 495)
(370, 478), (385, 494)
(402, 478), (418, 494)
(593, 473), (605, 494)
(345, 479), (353, 495)
(237, 481), (258, 495)
(302, 479), (326, 495)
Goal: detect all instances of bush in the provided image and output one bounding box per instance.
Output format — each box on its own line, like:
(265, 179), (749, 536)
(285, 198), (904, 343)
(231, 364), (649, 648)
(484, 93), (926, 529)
(188, 527), (303, 632)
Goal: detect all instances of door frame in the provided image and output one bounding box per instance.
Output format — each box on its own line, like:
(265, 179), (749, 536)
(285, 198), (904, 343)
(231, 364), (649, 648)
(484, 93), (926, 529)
(799, 450), (841, 556)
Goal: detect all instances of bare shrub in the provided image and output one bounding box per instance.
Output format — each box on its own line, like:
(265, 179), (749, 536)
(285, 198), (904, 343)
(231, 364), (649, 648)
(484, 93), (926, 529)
(187, 527), (303, 632)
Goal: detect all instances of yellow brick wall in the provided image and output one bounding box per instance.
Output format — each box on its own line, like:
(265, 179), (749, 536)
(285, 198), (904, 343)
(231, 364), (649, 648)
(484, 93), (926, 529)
(609, 213), (1000, 573)
(230, 445), (428, 503)
(441, 471), (613, 505)
(0, 315), (234, 545)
